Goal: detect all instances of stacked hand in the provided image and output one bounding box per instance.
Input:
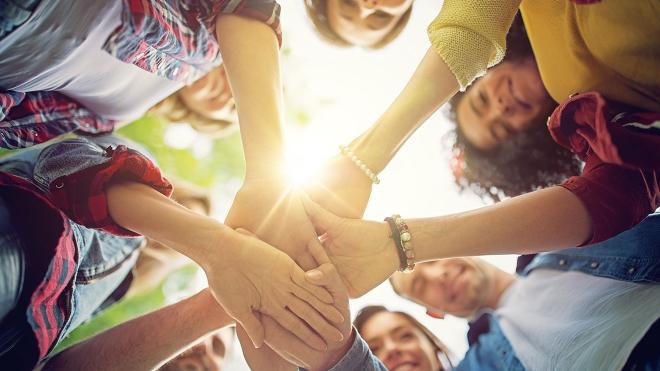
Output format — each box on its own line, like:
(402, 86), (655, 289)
(203, 227), (345, 350)
(241, 242), (353, 371)
(302, 195), (400, 298)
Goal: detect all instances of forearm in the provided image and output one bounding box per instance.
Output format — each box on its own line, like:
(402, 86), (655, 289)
(106, 181), (229, 269)
(215, 14), (285, 178)
(412, 186), (593, 261)
(43, 289), (233, 371)
(351, 48), (459, 173)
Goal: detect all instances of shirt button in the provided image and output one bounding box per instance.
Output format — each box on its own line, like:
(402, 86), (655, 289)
(628, 267), (636, 274)
(55, 182), (64, 189)
(590, 261), (599, 268)
(559, 259), (567, 266)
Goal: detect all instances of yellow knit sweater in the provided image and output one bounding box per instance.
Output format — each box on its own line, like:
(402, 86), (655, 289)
(428, 0), (660, 111)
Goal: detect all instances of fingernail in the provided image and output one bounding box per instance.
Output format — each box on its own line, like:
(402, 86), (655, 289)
(306, 270), (322, 280)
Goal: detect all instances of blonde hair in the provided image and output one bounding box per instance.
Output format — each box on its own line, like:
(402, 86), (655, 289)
(303, 0), (413, 49)
(149, 92), (237, 138)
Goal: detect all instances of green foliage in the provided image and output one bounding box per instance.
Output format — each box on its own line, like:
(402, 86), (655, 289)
(116, 115), (246, 188)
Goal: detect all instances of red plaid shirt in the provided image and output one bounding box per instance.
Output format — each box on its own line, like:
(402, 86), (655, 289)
(0, 143), (172, 360)
(0, 0), (281, 149)
(548, 91), (660, 245)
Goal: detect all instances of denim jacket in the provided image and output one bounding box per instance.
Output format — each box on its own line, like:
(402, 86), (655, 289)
(330, 213), (660, 371)
(0, 135), (151, 361)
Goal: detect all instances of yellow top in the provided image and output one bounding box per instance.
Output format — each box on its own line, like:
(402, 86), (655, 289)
(428, 0), (660, 111)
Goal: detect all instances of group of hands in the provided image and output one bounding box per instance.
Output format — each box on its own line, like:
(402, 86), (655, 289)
(199, 155), (400, 370)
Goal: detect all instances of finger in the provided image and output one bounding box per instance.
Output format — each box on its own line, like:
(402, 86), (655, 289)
(286, 296), (344, 345)
(234, 310), (265, 348)
(271, 308), (327, 351)
(262, 315), (322, 369)
(305, 263), (340, 287)
(290, 280), (344, 324)
(307, 237), (331, 266)
(301, 193), (338, 236)
(291, 268), (333, 304)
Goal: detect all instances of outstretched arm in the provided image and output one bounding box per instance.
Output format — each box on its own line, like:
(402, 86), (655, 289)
(106, 182), (344, 349)
(43, 289), (231, 371)
(302, 187), (591, 297)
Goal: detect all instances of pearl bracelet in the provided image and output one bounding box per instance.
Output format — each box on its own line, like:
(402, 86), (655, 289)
(339, 145), (380, 185)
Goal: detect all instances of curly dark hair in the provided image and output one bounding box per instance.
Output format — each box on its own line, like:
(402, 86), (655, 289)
(303, 0), (413, 49)
(354, 305), (454, 370)
(446, 13), (580, 202)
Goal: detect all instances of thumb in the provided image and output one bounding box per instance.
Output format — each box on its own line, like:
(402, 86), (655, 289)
(301, 193), (339, 235)
(235, 310), (265, 348)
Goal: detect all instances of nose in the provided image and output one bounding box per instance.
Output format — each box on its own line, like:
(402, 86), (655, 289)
(382, 339), (402, 365)
(360, 0), (379, 9)
(494, 95), (515, 117)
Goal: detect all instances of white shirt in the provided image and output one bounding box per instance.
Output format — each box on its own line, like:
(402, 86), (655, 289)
(0, 0), (182, 122)
(496, 269), (660, 371)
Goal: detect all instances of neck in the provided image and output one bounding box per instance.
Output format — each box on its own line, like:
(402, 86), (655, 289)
(483, 266), (515, 310)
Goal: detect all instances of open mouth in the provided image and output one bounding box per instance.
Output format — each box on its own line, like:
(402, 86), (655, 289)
(391, 361), (420, 371)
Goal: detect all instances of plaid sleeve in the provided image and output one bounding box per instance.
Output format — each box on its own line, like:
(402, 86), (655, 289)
(0, 90), (115, 149)
(45, 143), (173, 236)
(205, 0), (282, 46)
(559, 154), (656, 246)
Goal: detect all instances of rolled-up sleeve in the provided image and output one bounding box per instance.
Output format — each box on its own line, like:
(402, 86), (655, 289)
(33, 137), (172, 236)
(560, 154), (655, 246)
(205, 0), (282, 46)
(427, 0), (520, 90)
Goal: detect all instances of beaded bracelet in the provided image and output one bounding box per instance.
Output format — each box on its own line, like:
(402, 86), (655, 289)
(384, 214), (415, 273)
(339, 145), (380, 185)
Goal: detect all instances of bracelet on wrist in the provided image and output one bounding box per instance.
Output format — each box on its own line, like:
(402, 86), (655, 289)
(384, 214), (415, 273)
(339, 145), (380, 185)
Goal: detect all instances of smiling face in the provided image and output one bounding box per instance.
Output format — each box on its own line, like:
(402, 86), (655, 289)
(457, 58), (555, 151)
(361, 311), (441, 371)
(326, 0), (413, 47)
(177, 65), (236, 122)
(391, 258), (492, 319)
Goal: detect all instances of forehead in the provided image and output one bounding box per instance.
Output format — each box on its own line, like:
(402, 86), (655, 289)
(361, 311), (412, 339)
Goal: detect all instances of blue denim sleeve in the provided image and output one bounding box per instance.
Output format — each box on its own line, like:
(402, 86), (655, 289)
(300, 330), (386, 371)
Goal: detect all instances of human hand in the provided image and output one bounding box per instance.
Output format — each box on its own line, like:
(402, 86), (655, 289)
(203, 228), (344, 350)
(301, 195), (400, 298)
(226, 177), (319, 270)
(242, 241), (354, 371)
(304, 155), (373, 219)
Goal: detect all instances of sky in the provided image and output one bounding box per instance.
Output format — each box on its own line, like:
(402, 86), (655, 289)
(219, 1), (519, 368)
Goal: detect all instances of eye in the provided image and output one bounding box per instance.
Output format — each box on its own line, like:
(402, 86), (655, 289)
(478, 90), (488, 106)
(400, 332), (415, 340)
(341, 0), (358, 8)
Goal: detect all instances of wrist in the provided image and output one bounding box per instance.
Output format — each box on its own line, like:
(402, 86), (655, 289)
(196, 288), (236, 330)
(313, 328), (356, 371)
